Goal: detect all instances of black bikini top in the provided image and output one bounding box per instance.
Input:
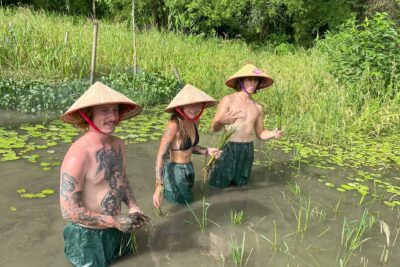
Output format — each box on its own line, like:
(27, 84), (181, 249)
(170, 124), (199, 151)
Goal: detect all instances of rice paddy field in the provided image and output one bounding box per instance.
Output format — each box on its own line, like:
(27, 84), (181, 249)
(0, 107), (399, 266)
(1, 6), (399, 267)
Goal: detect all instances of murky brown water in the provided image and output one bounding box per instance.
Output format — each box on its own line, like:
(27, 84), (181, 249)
(1, 133), (399, 267)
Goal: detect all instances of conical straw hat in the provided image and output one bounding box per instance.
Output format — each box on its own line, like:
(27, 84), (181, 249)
(61, 81), (141, 124)
(225, 63), (273, 90)
(165, 84), (218, 112)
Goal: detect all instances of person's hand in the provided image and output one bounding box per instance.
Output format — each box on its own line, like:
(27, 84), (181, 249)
(274, 128), (284, 139)
(129, 212), (150, 231)
(112, 214), (134, 233)
(220, 110), (243, 125)
(207, 147), (223, 159)
(128, 206), (143, 215)
(153, 184), (164, 208)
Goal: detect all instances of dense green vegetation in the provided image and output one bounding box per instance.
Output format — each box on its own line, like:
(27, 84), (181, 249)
(3, 0), (400, 46)
(0, 7), (399, 144)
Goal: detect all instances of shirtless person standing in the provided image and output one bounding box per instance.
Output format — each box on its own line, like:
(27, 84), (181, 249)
(208, 63), (284, 188)
(59, 82), (146, 267)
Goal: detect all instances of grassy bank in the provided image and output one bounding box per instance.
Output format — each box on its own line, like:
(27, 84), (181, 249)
(1, 7), (399, 143)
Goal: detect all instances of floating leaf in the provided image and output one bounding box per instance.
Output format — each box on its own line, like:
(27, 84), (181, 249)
(325, 182), (335, 188)
(17, 188), (26, 194)
(41, 189), (55, 195)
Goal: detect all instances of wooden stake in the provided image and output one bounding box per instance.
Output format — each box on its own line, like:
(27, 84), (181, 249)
(90, 22), (98, 85)
(132, 0), (137, 74)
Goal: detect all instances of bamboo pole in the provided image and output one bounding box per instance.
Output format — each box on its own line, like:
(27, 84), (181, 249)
(90, 0), (98, 85)
(90, 22), (98, 85)
(132, 0), (137, 74)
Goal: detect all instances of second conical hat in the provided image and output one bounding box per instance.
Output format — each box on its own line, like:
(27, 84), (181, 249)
(165, 84), (218, 112)
(61, 81), (141, 124)
(225, 63), (274, 90)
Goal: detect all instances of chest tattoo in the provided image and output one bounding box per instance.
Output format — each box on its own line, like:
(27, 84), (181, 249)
(95, 145), (123, 189)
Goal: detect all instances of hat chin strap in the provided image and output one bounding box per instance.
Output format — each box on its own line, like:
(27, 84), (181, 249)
(239, 81), (251, 95)
(175, 103), (205, 123)
(78, 110), (107, 135)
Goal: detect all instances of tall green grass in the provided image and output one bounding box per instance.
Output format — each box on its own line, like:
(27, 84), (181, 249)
(1, 7), (399, 143)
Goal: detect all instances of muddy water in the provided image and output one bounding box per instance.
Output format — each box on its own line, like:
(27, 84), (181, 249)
(1, 133), (399, 267)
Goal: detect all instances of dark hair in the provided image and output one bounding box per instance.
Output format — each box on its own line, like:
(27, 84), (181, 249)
(236, 77), (261, 91)
(170, 110), (187, 141)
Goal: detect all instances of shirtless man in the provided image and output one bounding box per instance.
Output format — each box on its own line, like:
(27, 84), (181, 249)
(208, 63), (284, 188)
(59, 82), (145, 267)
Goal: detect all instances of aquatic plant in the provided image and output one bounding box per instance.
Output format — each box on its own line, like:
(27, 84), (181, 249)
(273, 84), (283, 130)
(291, 196), (312, 234)
(185, 197), (219, 232)
(119, 232), (138, 257)
(287, 181), (301, 197)
(270, 196), (285, 219)
(154, 206), (168, 217)
(203, 127), (237, 187)
(230, 210), (244, 225)
(230, 232), (253, 267)
(340, 209), (376, 264)
(260, 220), (279, 253)
(379, 220), (400, 265)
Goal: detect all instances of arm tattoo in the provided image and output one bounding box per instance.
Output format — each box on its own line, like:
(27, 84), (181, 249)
(60, 172), (76, 201)
(122, 174), (137, 207)
(60, 171), (111, 226)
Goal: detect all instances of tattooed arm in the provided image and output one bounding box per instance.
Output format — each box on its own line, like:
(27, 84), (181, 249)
(155, 121), (177, 185)
(60, 144), (130, 231)
(153, 120), (177, 208)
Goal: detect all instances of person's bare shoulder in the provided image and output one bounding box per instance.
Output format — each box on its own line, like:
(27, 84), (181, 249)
(219, 93), (236, 107)
(110, 136), (126, 152)
(255, 102), (263, 112)
(62, 136), (90, 168)
(165, 119), (179, 132)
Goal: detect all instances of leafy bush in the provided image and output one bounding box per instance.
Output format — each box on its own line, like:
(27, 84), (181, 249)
(317, 12), (400, 98)
(100, 71), (180, 106)
(0, 71), (179, 114)
(0, 79), (86, 114)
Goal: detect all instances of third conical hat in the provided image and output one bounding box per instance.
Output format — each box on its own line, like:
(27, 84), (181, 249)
(225, 63), (274, 90)
(61, 81), (141, 124)
(165, 84), (218, 112)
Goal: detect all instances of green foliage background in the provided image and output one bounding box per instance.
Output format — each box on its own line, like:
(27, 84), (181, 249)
(3, 0), (399, 46)
(0, 6), (399, 143)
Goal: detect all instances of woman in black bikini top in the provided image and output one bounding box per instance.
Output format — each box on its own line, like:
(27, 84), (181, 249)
(153, 84), (222, 207)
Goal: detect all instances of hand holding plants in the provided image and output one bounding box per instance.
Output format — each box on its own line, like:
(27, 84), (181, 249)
(273, 128), (284, 139)
(207, 147), (222, 159)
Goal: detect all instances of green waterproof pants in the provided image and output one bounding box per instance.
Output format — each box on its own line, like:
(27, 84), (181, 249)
(163, 160), (195, 204)
(63, 222), (133, 267)
(208, 142), (254, 188)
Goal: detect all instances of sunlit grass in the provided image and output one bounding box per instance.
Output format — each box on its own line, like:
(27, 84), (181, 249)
(2, 7), (399, 143)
